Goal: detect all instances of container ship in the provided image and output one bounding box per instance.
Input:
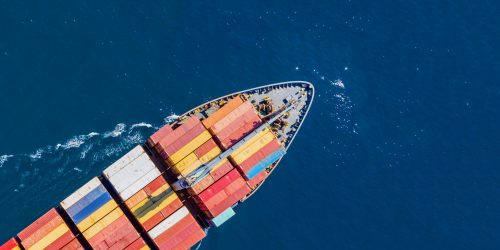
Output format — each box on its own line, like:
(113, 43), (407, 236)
(1, 81), (315, 250)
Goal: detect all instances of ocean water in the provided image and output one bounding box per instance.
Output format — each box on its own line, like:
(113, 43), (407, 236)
(0, 1), (499, 249)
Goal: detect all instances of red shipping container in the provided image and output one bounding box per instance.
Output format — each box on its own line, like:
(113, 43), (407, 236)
(148, 125), (173, 146)
(17, 208), (59, 241)
(88, 216), (133, 248)
(0, 238), (19, 250)
(172, 229), (206, 250)
(156, 116), (200, 150)
(60, 238), (84, 250)
(107, 231), (140, 250)
(142, 211), (165, 231)
(143, 176), (168, 196)
(220, 117), (262, 149)
(210, 102), (253, 134)
(201, 191), (229, 211)
(247, 170), (269, 189)
(193, 139), (218, 158)
(124, 238), (147, 250)
(209, 160), (234, 181)
(158, 123), (205, 157)
(207, 184), (251, 218)
(157, 222), (204, 250)
(19, 214), (66, 248)
(236, 139), (281, 173)
(188, 174), (215, 195)
(214, 107), (260, 140)
(160, 198), (183, 218)
(44, 230), (75, 250)
(153, 214), (194, 245)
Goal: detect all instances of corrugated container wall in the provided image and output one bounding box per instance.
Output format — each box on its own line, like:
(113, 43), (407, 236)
(17, 208), (75, 250)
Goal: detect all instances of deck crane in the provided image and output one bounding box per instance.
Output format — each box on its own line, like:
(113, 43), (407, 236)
(171, 94), (302, 191)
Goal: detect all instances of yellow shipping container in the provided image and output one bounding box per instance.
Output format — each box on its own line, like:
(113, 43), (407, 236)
(179, 159), (202, 177)
(173, 153), (200, 175)
(137, 190), (179, 223)
(208, 158), (232, 177)
(27, 223), (69, 250)
(83, 208), (123, 239)
(230, 127), (270, 157)
(130, 184), (170, 216)
(168, 131), (211, 164)
(77, 199), (118, 232)
(199, 146), (221, 164)
(231, 131), (275, 164)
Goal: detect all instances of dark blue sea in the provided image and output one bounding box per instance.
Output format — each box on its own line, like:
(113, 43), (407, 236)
(1, 1), (499, 249)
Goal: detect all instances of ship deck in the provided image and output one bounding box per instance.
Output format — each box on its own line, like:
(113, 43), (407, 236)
(163, 81), (314, 200)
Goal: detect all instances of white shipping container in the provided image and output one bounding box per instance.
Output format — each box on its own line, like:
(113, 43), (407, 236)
(148, 206), (189, 238)
(60, 177), (102, 209)
(118, 167), (162, 200)
(103, 145), (145, 178)
(107, 154), (156, 192)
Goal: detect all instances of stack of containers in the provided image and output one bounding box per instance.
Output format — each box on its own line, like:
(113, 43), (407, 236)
(229, 127), (286, 187)
(146, 124), (173, 148)
(202, 96), (263, 150)
(186, 158), (234, 196)
(192, 168), (251, 218)
(121, 175), (183, 231)
(60, 177), (140, 249)
(0, 238), (20, 250)
(155, 116), (220, 178)
(102, 145), (161, 202)
(147, 207), (206, 249)
(103, 145), (205, 249)
(16, 208), (78, 249)
(123, 238), (148, 250)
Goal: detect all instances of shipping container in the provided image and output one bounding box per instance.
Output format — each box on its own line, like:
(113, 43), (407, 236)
(0, 238), (20, 250)
(158, 123), (205, 158)
(148, 206), (190, 239)
(124, 238), (149, 250)
(230, 131), (276, 164)
(215, 108), (262, 142)
(193, 169), (251, 218)
(147, 125), (173, 146)
(193, 139), (218, 159)
(209, 207), (235, 227)
(83, 208), (140, 250)
(103, 145), (145, 178)
(166, 130), (212, 165)
(236, 139), (281, 173)
(245, 149), (286, 179)
(246, 168), (269, 189)
(59, 238), (84, 250)
(105, 153), (157, 193)
(156, 221), (205, 250)
(229, 127), (270, 157)
(155, 116), (200, 150)
(209, 159), (234, 181)
(118, 168), (162, 201)
(17, 208), (74, 250)
(171, 153), (201, 177)
(219, 116), (262, 149)
(60, 178), (118, 232)
(202, 96), (243, 129)
(209, 101), (253, 134)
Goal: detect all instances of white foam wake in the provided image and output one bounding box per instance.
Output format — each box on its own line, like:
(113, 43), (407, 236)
(164, 113), (180, 123)
(0, 154), (14, 168)
(104, 123), (126, 138)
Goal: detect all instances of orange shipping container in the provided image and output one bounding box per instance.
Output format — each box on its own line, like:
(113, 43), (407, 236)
(202, 96), (244, 128)
(209, 101), (253, 134)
